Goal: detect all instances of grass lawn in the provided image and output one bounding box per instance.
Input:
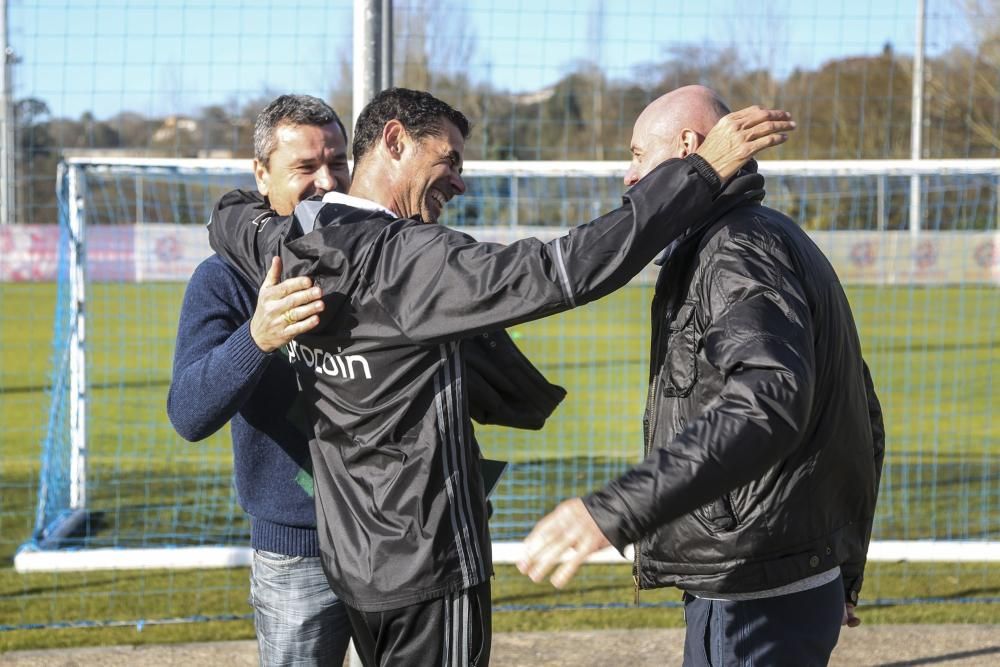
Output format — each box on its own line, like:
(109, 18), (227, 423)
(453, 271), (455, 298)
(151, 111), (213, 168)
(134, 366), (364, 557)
(1, 282), (998, 650)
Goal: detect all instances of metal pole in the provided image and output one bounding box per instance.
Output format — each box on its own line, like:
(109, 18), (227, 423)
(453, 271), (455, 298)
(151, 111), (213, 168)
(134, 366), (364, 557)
(877, 174), (887, 232)
(0, 0), (15, 225)
(510, 176), (518, 230)
(135, 175), (143, 224)
(909, 0), (925, 237)
(381, 0), (393, 90)
(353, 0), (383, 129)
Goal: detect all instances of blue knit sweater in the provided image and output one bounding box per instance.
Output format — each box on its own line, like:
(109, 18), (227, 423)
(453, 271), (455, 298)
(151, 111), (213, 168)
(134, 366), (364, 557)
(167, 254), (319, 556)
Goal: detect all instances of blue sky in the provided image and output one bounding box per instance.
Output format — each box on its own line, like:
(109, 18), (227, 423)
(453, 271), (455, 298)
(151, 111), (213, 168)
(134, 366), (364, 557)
(12, 0), (973, 120)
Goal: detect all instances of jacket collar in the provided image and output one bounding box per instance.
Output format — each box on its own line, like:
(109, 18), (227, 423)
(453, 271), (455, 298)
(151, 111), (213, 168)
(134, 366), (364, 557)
(654, 159), (766, 267)
(321, 191), (398, 219)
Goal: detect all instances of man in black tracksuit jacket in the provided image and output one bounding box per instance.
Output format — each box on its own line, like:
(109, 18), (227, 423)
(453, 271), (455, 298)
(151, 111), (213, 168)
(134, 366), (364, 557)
(207, 88), (795, 666)
(519, 86), (884, 666)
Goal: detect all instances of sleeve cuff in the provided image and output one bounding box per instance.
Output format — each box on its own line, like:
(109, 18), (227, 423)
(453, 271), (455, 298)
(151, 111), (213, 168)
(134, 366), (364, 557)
(684, 154), (723, 195)
(842, 572), (863, 605)
(582, 490), (634, 553)
(227, 320), (273, 379)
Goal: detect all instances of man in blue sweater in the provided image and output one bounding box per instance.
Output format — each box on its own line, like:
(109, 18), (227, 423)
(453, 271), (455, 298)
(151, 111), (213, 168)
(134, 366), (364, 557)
(168, 94), (352, 666)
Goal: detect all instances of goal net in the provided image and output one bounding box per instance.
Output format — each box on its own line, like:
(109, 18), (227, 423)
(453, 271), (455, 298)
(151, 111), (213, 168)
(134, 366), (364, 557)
(14, 157), (1000, 578)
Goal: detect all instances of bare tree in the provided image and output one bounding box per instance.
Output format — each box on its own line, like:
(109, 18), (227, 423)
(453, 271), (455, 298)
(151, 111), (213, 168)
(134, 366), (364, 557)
(936, 0), (1000, 152)
(394, 0), (477, 91)
(325, 0), (479, 148)
(962, 0), (1000, 64)
(588, 0), (607, 159)
(720, 0), (788, 105)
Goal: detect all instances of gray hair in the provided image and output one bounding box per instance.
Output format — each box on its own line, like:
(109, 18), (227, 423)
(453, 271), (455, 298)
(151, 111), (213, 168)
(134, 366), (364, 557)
(253, 94), (346, 166)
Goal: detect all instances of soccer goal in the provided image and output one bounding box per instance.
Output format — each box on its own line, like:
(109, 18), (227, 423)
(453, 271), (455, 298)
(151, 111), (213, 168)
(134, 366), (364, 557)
(13, 157), (1000, 574)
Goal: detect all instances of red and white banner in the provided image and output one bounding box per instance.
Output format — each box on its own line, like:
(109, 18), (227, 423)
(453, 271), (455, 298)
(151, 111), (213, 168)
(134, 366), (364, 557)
(133, 224), (213, 282)
(1, 225), (998, 286)
(0, 224), (60, 282)
(468, 228), (1000, 286)
(810, 231), (1000, 285)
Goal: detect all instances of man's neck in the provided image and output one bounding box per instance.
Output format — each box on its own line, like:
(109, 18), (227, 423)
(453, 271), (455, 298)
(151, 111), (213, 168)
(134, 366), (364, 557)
(349, 167), (402, 218)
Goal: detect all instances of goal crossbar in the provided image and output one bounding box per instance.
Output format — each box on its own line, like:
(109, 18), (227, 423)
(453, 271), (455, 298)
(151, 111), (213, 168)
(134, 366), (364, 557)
(64, 156), (1000, 178)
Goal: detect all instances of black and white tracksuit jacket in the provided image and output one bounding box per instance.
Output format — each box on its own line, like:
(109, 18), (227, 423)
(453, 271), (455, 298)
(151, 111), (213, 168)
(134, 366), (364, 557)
(207, 156), (726, 612)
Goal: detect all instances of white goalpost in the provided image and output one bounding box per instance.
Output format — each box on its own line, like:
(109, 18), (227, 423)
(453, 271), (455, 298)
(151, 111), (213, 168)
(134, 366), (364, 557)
(14, 157), (1000, 574)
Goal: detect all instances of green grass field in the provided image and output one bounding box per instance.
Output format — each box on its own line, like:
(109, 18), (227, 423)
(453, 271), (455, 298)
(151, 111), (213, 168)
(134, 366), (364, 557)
(1, 281), (998, 651)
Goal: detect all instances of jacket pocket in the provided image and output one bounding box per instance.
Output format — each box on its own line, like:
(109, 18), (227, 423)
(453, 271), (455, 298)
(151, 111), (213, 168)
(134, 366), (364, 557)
(694, 494), (739, 533)
(661, 300), (698, 398)
(253, 549), (305, 567)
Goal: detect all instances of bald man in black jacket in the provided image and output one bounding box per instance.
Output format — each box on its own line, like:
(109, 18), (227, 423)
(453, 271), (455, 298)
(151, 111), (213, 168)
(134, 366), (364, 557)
(518, 86), (884, 667)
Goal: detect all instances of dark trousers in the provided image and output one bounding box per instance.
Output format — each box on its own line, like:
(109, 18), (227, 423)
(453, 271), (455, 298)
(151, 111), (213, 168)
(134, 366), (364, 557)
(346, 581), (492, 667)
(682, 575), (845, 667)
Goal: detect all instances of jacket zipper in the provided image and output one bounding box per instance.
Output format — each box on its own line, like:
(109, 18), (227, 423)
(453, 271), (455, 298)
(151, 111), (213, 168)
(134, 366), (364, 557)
(635, 296), (671, 607)
(635, 379), (659, 606)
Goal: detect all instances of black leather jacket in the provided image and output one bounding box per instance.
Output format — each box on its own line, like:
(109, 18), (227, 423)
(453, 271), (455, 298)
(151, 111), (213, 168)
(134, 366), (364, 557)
(583, 167), (885, 605)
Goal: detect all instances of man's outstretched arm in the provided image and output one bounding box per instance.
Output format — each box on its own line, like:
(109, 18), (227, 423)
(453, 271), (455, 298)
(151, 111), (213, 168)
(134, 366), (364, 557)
(207, 106), (793, 307)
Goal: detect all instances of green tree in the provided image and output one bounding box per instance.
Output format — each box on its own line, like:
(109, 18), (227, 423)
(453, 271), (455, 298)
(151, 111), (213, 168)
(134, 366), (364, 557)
(15, 98), (58, 223)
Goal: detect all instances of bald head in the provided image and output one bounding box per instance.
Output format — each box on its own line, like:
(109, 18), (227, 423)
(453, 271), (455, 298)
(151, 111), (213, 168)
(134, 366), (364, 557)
(624, 85), (731, 186)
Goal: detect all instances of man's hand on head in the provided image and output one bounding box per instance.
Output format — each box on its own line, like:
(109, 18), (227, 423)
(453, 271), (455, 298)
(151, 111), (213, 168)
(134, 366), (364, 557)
(516, 497), (611, 589)
(250, 256), (324, 353)
(695, 106), (796, 181)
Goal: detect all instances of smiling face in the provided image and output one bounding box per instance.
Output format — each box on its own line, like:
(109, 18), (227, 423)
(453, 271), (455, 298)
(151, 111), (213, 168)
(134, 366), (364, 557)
(395, 119), (467, 223)
(253, 121), (350, 215)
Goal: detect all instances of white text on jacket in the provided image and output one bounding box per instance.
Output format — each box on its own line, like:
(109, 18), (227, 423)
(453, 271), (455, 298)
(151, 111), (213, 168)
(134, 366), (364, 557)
(286, 341), (373, 380)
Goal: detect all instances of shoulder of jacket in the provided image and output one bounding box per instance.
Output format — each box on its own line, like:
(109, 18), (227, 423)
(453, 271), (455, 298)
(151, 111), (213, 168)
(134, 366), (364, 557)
(703, 207), (796, 253)
(214, 189), (270, 224)
(217, 188), (266, 207)
(358, 217), (467, 251)
(307, 205), (410, 235)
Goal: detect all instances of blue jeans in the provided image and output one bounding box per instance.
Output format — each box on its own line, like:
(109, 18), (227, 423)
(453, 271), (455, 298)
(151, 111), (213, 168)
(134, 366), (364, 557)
(250, 549), (352, 667)
(682, 575), (845, 667)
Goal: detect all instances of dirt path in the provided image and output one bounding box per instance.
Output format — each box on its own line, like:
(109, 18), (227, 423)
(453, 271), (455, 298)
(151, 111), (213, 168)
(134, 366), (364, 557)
(2, 626), (998, 666)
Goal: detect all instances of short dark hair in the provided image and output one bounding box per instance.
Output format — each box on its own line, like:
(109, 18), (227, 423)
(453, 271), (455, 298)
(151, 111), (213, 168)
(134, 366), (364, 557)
(351, 88), (470, 168)
(254, 94), (347, 166)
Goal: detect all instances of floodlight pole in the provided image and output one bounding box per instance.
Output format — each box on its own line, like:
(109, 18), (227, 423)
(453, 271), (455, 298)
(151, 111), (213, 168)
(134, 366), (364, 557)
(381, 0), (393, 93)
(0, 0), (16, 225)
(909, 0), (925, 236)
(353, 0), (393, 129)
(351, 9), (394, 659)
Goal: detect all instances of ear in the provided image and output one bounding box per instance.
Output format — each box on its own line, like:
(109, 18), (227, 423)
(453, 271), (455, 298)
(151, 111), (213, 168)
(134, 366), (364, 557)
(253, 159), (270, 197)
(678, 129), (702, 158)
(382, 119), (409, 161)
